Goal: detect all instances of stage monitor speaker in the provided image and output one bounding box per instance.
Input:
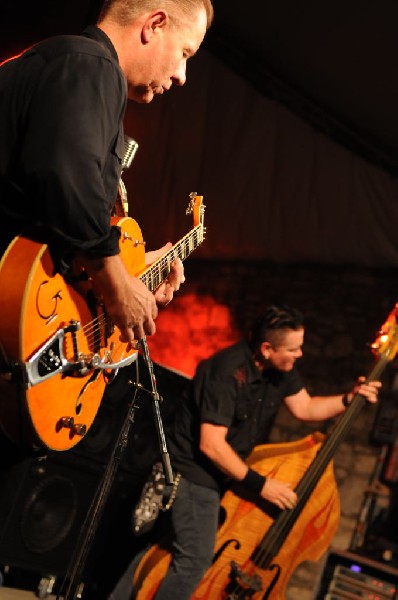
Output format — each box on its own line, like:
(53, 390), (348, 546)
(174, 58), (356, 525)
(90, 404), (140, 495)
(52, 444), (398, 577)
(0, 453), (102, 576)
(315, 548), (398, 599)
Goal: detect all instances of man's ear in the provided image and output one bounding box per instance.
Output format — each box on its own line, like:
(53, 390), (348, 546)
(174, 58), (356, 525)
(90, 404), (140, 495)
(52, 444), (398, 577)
(141, 10), (169, 43)
(260, 341), (272, 359)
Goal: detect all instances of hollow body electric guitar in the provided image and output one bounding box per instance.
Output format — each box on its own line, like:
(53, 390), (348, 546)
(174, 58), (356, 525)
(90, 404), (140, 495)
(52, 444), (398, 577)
(0, 194), (205, 451)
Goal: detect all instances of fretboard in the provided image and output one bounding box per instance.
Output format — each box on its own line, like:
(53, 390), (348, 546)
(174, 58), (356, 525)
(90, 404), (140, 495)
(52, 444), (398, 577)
(140, 223), (204, 292)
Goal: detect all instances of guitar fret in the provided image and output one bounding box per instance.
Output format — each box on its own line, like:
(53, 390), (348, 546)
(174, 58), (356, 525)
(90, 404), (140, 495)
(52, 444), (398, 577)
(139, 224), (203, 293)
(160, 264), (169, 280)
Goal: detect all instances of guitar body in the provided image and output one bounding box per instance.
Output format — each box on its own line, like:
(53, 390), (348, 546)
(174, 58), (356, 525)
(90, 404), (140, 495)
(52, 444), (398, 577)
(132, 435), (340, 599)
(0, 216), (144, 450)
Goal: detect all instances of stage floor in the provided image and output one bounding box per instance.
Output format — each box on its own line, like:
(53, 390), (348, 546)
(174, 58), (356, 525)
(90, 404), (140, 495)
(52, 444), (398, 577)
(0, 589), (57, 599)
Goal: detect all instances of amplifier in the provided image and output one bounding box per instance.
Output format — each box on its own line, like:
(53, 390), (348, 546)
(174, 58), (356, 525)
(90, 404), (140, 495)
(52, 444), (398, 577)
(329, 564), (397, 597)
(315, 548), (398, 599)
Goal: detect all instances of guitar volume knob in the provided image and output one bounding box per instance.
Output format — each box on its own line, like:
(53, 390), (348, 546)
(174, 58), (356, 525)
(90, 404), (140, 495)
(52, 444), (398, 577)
(59, 416), (74, 429)
(72, 423), (87, 436)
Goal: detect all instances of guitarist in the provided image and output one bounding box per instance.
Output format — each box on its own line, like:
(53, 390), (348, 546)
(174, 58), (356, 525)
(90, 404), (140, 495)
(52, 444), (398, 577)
(0, 0), (214, 341)
(110, 304), (381, 600)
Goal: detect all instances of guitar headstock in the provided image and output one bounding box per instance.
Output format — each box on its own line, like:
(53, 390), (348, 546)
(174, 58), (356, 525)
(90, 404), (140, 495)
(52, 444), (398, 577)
(371, 303), (398, 361)
(186, 192), (205, 228)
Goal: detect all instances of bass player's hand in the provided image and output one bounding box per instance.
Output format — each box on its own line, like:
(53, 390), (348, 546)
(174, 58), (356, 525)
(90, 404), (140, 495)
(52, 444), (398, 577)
(260, 477), (298, 510)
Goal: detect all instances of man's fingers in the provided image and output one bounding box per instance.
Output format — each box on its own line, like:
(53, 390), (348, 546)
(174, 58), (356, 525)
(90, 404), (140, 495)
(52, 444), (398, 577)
(169, 259), (185, 290)
(119, 315), (157, 343)
(264, 478), (298, 510)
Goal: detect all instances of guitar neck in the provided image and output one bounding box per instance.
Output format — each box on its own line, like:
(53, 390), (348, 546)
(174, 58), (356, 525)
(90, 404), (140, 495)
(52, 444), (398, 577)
(140, 223), (204, 292)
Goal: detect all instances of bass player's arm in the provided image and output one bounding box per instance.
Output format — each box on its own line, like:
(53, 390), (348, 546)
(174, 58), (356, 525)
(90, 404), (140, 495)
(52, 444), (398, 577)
(200, 422), (297, 510)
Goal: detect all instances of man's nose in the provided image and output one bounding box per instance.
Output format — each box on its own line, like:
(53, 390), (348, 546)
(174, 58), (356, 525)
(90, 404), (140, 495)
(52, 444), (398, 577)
(173, 60), (187, 86)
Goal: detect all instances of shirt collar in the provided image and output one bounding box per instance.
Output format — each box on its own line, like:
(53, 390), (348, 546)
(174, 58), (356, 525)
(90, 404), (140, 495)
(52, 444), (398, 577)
(240, 339), (285, 385)
(81, 25), (119, 64)
(239, 340), (263, 384)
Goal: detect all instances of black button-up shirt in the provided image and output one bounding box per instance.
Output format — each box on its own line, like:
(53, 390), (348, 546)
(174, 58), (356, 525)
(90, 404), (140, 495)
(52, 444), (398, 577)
(169, 340), (304, 491)
(0, 26), (127, 273)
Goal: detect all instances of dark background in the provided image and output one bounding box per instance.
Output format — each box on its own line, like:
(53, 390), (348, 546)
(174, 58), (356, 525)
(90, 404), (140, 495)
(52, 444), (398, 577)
(2, 0), (398, 174)
(1, 0), (398, 268)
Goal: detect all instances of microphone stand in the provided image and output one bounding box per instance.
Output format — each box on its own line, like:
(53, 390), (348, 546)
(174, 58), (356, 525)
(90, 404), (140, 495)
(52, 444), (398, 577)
(137, 336), (174, 485)
(57, 337), (173, 599)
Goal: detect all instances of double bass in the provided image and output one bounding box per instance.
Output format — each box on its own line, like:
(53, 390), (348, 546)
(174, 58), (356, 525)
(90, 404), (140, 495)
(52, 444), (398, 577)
(132, 304), (398, 599)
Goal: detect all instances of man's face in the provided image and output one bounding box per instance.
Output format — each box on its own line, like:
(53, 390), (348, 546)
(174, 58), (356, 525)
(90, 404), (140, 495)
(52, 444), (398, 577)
(127, 7), (208, 103)
(261, 328), (304, 372)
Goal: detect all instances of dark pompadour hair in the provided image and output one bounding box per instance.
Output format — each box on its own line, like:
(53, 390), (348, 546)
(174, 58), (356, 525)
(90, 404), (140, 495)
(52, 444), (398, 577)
(248, 305), (304, 352)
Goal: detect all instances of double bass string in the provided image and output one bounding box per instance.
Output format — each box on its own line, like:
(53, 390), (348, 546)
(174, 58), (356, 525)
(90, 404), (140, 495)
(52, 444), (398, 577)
(244, 356), (388, 584)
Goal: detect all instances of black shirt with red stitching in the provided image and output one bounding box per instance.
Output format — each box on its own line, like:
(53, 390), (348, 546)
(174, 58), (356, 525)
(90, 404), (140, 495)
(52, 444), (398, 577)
(168, 340), (304, 492)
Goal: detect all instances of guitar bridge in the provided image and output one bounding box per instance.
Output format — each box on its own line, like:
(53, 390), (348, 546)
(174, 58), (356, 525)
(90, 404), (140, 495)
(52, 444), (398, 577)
(22, 321), (137, 388)
(24, 322), (84, 387)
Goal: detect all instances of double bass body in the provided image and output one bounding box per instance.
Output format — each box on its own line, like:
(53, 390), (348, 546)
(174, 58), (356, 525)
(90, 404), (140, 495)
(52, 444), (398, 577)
(132, 433), (340, 599)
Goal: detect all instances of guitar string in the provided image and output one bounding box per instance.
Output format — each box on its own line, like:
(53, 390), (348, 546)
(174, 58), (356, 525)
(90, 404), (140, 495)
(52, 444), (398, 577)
(140, 226), (202, 289)
(62, 224), (204, 362)
(63, 264), (172, 357)
(76, 227), (203, 338)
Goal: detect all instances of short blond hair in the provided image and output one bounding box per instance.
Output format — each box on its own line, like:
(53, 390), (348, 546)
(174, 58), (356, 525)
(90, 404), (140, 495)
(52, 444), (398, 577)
(99, 0), (214, 30)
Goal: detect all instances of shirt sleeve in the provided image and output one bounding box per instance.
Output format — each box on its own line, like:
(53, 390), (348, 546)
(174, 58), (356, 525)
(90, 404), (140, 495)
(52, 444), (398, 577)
(19, 47), (126, 264)
(193, 360), (239, 427)
(284, 367), (305, 397)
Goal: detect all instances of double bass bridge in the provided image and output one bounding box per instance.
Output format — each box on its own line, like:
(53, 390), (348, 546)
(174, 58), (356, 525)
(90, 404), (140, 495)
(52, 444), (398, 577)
(225, 560), (263, 598)
(224, 560), (281, 599)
